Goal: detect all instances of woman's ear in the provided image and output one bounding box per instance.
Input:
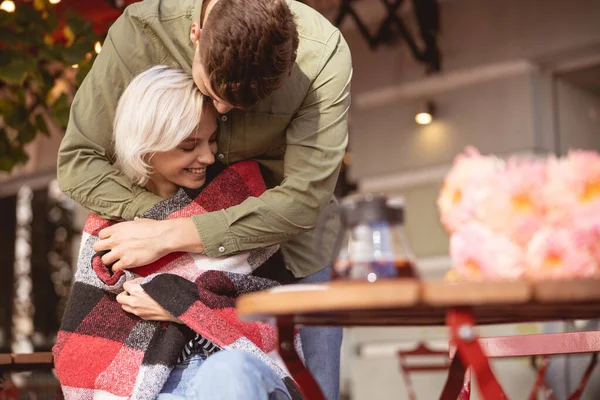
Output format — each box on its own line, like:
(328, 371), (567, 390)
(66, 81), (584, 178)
(190, 22), (201, 45)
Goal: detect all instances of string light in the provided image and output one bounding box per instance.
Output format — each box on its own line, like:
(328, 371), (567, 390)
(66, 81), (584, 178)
(71, 64), (79, 69)
(49, 0), (61, 4)
(94, 41), (102, 54)
(0, 0), (16, 13)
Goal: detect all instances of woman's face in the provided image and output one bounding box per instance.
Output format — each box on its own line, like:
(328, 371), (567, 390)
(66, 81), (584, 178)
(148, 106), (218, 193)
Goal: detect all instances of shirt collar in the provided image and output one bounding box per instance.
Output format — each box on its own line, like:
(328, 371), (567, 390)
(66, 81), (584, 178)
(192, 0), (204, 27)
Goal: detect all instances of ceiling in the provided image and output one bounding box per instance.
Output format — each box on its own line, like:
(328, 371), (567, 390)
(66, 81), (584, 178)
(558, 65), (600, 95)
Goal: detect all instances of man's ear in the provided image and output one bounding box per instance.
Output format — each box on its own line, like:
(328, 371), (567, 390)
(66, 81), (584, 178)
(190, 22), (201, 45)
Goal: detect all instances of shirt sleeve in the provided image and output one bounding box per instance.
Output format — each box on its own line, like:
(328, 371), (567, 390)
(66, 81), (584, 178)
(56, 12), (163, 220)
(193, 30), (352, 257)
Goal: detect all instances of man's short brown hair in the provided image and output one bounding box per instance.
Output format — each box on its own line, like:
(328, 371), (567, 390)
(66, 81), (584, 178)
(199, 0), (299, 108)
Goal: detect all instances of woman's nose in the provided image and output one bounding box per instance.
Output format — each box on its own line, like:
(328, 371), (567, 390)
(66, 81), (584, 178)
(197, 147), (215, 165)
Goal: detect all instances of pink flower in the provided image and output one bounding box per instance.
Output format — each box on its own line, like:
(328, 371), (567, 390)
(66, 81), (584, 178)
(525, 227), (599, 279)
(544, 150), (600, 230)
(474, 158), (546, 246)
(438, 147), (501, 232)
(450, 223), (526, 280)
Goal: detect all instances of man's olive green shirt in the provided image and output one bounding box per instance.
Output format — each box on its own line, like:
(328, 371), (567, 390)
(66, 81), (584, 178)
(57, 0), (351, 278)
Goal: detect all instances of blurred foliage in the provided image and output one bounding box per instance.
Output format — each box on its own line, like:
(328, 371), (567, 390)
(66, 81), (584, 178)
(0, 0), (101, 172)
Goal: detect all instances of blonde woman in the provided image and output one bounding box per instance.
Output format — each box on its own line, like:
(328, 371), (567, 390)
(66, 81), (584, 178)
(56, 66), (296, 400)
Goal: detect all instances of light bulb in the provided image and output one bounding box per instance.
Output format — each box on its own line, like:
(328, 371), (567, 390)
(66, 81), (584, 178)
(71, 64), (79, 69)
(94, 41), (102, 54)
(0, 0), (16, 13)
(415, 112), (433, 125)
(49, 0), (61, 4)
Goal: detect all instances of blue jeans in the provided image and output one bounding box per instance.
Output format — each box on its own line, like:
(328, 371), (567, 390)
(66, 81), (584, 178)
(157, 350), (292, 399)
(158, 267), (342, 400)
(298, 266), (343, 400)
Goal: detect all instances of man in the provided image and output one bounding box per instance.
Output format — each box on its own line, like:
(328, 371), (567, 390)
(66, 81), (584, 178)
(57, 0), (351, 398)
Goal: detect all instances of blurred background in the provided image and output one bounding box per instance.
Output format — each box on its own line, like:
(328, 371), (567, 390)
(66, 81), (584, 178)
(0, 0), (599, 398)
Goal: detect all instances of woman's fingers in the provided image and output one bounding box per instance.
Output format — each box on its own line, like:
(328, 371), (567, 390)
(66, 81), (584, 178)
(120, 304), (138, 316)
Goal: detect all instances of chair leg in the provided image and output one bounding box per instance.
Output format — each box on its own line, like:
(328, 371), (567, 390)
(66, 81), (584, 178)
(446, 308), (507, 400)
(568, 353), (598, 400)
(439, 354), (467, 400)
(397, 355), (417, 400)
(276, 317), (325, 400)
(458, 368), (471, 400)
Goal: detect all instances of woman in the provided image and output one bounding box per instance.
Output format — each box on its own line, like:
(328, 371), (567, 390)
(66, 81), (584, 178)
(54, 66), (298, 400)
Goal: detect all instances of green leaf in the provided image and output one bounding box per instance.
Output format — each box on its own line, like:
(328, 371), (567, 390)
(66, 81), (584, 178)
(0, 10), (13, 27)
(6, 104), (27, 129)
(13, 145), (29, 164)
(17, 122), (37, 145)
(0, 64), (27, 85)
(0, 155), (12, 172)
(15, 6), (44, 28)
(0, 53), (37, 84)
(45, 11), (58, 31)
(0, 99), (15, 119)
(65, 11), (91, 37)
(38, 45), (60, 61)
(61, 41), (92, 65)
(0, 28), (22, 49)
(52, 93), (70, 128)
(35, 114), (49, 137)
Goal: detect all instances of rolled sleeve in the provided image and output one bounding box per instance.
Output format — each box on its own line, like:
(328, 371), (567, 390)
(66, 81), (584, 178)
(57, 10), (164, 220)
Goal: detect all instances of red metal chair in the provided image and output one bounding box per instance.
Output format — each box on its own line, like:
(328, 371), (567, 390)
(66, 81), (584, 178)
(398, 342), (470, 400)
(447, 331), (600, 400)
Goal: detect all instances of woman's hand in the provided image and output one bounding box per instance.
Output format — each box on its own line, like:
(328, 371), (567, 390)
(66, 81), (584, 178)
(117, 278), (182, 323)
(92, 218), (203, 271)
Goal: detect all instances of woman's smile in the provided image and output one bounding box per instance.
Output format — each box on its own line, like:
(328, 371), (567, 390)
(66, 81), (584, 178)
(185, 167), (207, 176)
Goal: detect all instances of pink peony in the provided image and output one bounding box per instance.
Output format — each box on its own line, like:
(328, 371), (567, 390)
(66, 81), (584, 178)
(525, 227), (599, 279)
(544, 150), (600, 230)
(438, 147), (501, 233)
(450, 223), (526, 280)
(474, 158), (546, 247)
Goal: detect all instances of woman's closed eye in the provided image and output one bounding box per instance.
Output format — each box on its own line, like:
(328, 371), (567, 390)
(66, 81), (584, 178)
(179, 145), (196, 152)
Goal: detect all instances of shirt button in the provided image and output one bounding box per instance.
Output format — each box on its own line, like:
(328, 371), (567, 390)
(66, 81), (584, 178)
(217, 153), (225, 160)
(218, 246), (226, 253)
(220, 115), (228, 122)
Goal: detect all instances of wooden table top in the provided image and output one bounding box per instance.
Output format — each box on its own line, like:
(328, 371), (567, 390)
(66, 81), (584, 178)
(236, 278), (600, 326)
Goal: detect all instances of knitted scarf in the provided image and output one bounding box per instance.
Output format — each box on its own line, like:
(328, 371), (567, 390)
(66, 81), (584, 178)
(53, 161), (302, 400)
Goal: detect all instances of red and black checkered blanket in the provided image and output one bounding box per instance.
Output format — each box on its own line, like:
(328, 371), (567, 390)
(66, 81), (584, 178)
(53, 161), (302, 400)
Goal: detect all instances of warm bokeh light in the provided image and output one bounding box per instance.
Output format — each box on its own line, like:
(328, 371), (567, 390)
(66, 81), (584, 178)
(49, 0), (61, 4)
(94, 41), (102, 54)
(415, 112), (433, 125)
(0, 0), (16, 13)
(71, 64), (79, 69)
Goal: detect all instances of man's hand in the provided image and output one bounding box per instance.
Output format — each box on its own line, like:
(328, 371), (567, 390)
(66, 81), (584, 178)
(93, 219), (169, 271)
(117, 278), (182, 323)
(92, 218), (203, 271)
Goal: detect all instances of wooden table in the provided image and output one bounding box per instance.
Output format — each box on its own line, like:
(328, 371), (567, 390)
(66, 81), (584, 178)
(0, 352), (55, 396)
(237, 278), (600, 400)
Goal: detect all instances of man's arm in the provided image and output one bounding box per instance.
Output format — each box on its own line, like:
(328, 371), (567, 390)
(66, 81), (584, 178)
(193, 30), (352, 257)
(57, 12), (163, 220)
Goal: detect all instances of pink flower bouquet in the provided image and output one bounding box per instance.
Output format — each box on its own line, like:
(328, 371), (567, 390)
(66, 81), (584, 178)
(439, 148), (600, 280)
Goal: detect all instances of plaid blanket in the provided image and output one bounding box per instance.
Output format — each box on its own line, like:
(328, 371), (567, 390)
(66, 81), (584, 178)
(53, 161), (303, 400)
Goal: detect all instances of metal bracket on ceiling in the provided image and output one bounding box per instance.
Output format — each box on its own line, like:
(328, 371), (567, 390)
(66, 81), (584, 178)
(334, 0), (441, 73)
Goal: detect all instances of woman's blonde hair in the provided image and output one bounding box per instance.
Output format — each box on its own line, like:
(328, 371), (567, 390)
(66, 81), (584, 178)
(114, 65), (205, 185)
